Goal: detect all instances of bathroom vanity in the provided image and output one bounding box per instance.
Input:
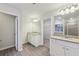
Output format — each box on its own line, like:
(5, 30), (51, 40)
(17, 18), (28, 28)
(50, 5), (79, 56)
(50, 16), (79, 56)
(50, 36), (79, 56)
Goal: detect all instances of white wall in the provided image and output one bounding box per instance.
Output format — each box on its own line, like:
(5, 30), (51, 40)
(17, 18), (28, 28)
(21, 12), (41, 44)
(0, 4), (22, 51)
(21, 16), (32, 44)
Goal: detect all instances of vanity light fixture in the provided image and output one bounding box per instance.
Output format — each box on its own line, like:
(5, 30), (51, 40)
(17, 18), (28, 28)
(57, 4), (79, 15)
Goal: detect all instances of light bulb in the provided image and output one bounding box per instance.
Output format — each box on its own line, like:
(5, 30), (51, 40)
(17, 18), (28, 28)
(70, 6), (76, 13)
(65, 8), (70, 14)
(60, 10), (64, 15)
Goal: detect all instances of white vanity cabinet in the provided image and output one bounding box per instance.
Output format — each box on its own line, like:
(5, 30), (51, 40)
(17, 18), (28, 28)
(50, 38), (79, 56)
(28, 32), (41, 47)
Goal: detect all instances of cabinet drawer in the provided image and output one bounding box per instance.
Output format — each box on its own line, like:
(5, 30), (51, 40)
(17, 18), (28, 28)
(55, 39), (79, 48)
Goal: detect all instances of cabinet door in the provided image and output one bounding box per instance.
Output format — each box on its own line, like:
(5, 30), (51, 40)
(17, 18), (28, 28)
(50, 39), (55, 56)
(50, 43), (65, 56)
(54, 44), (65, 56)
(65, 47), (79, 56)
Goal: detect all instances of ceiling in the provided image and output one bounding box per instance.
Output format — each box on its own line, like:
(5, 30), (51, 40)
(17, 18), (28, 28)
(5, 3), (66, 18)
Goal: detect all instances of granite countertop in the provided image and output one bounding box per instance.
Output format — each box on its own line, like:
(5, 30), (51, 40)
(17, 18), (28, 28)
(51, 36), (79, 44)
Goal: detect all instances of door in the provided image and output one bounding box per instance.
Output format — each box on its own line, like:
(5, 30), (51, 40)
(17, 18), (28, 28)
(43, 18), (51, 48)
(43, 18), (51, 40)
(0, 12), (15, 50)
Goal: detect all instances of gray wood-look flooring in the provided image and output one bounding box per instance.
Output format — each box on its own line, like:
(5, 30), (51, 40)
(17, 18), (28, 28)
(0, 40), (50, 56)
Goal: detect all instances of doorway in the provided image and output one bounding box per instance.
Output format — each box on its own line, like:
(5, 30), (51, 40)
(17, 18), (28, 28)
(0, 12), (17, 51)
(43, 18), (51, 48)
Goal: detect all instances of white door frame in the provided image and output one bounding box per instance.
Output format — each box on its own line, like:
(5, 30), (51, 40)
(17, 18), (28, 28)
(15, 17), (18, 50)
(14, 16), (21, 51)
(40, 18), (44, 45)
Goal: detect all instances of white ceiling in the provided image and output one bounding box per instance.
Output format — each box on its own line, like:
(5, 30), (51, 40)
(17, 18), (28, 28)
(5, 3), (66, 18)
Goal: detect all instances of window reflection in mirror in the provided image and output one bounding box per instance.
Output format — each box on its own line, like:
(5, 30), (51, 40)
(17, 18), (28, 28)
(54, 16), (64, 36)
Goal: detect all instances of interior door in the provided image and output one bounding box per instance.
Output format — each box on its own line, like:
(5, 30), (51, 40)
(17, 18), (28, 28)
(0, 12), (15, 50)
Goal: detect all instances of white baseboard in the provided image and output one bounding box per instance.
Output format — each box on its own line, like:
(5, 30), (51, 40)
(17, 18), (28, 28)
(0, 45), (15, 51)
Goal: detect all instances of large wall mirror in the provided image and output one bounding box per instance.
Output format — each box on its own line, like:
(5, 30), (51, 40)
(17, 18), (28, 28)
(64, 15), (79, 37)
(53, 4), (79, 38)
